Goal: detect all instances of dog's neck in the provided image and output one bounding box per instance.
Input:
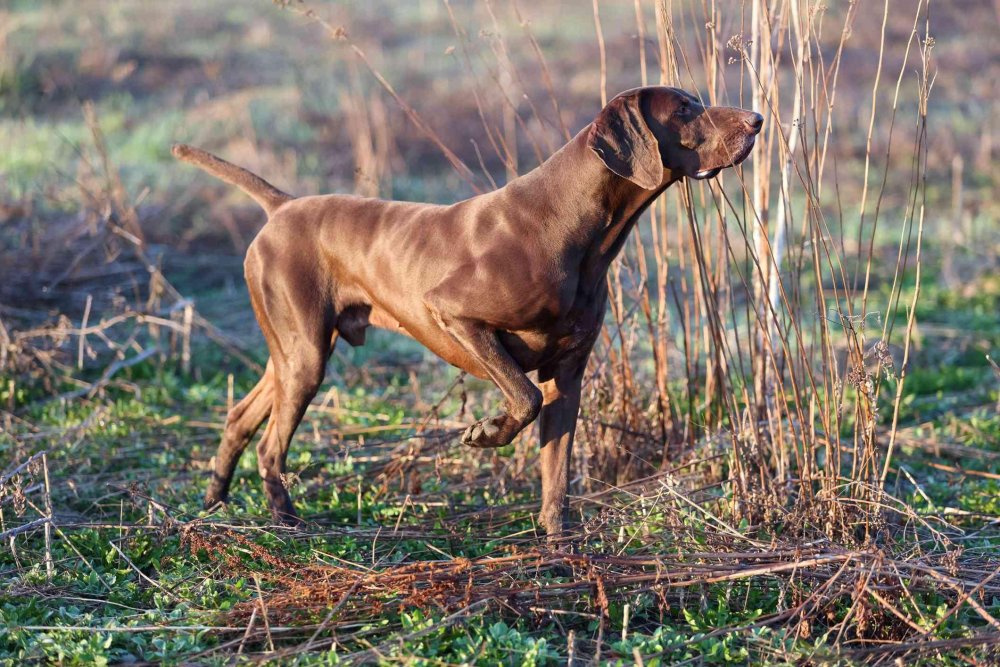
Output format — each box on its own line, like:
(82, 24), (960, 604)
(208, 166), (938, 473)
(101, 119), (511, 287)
(500, 128), (678, 295)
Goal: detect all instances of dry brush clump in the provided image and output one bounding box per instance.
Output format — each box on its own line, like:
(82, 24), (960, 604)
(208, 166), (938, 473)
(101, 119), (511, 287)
(175, 482), (1000, 662)
(0, 103), (261, 397)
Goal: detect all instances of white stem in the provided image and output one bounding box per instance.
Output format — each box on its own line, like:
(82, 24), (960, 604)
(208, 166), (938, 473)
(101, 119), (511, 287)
(768, 0), (805, 316)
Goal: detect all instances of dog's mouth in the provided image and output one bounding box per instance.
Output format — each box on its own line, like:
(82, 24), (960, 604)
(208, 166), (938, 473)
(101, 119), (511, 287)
(690, 134), (756, 180)
(691, 167), (722, 181)
(692, 167), (722, 180)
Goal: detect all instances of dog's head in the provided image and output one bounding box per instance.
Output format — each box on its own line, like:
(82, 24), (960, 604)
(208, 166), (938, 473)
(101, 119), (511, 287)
(587, 86), (762, 190)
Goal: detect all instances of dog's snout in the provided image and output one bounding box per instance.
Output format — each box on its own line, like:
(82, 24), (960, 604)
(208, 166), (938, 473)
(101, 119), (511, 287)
(745, 112), (764, 133)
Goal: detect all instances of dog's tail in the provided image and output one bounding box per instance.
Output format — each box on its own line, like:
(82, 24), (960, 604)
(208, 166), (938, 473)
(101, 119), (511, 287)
(172, 144), (292, 215)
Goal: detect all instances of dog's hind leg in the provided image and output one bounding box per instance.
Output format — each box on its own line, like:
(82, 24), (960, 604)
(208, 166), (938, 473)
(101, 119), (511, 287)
(204, 360), (274, 509)
(256, 340), (329, 525)
(245, 235), (336, 525)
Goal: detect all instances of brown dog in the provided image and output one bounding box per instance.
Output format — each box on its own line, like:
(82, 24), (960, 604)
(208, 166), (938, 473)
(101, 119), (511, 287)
(173, 86), (761, 535)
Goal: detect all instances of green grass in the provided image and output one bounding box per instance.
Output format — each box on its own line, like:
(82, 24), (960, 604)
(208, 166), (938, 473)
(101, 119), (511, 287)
(1, 248), (996, 664)
(2, 307), (999, 665)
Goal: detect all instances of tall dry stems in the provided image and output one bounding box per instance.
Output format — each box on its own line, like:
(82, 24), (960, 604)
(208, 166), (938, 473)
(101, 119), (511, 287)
(282, 0), (936, 541)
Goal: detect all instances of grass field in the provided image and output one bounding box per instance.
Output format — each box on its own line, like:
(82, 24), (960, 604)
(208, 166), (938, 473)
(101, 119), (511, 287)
(2, 0), (999, 664)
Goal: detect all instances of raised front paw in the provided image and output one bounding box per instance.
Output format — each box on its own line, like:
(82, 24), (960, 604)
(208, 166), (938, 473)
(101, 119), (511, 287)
(460, 415), (512, 449)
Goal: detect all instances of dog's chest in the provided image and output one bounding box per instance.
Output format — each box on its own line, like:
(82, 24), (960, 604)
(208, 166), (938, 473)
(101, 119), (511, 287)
(501, 291), (606, 371)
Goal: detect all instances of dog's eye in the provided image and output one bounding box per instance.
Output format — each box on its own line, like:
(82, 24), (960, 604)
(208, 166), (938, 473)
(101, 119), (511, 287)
(676, 103), (691, 118)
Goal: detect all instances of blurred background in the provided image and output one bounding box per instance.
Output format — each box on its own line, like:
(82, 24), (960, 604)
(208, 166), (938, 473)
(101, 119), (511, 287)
(2, 0), (996, 389)
(1, 0), (995, 277)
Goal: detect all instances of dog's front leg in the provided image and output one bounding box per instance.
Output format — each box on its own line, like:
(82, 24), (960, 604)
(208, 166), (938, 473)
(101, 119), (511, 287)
(426, 304), (541, 448)
(537, 351), (588, 538)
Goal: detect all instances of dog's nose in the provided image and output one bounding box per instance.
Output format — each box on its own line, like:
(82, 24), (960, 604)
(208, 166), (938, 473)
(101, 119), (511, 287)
(745, 112), (764, 133)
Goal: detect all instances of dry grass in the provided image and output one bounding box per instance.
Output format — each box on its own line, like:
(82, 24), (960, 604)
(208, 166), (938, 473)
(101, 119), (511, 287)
(2, 0), (999, 663)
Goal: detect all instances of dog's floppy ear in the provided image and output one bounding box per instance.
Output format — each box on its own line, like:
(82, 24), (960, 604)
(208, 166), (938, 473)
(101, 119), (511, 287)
(586, 90), (662, 190)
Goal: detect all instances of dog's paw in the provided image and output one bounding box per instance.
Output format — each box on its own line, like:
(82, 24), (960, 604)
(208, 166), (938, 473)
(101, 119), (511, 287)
(460, 415), (509, 448)
(271, 507), (305, 529)
(204, 488), (228, 511)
